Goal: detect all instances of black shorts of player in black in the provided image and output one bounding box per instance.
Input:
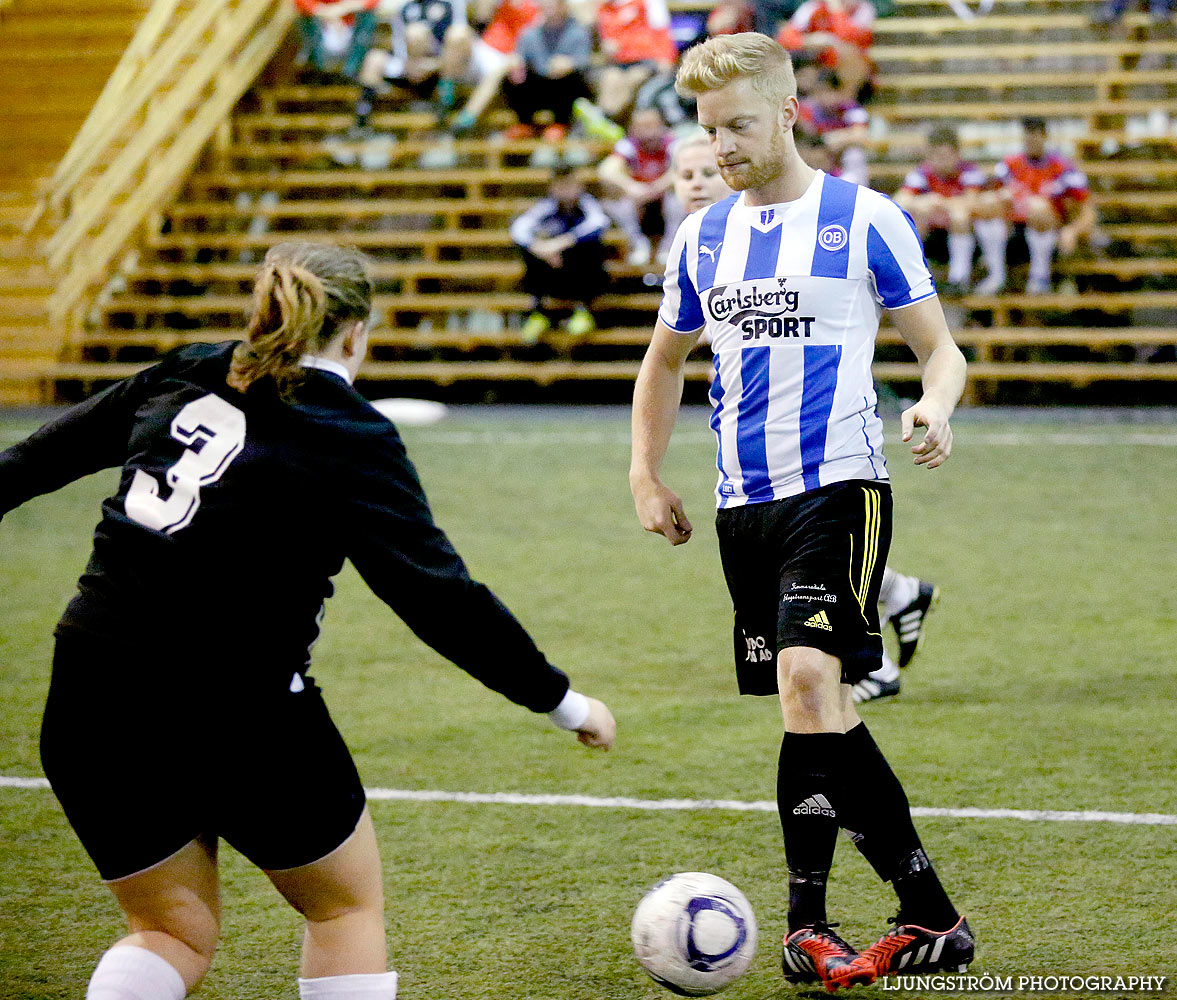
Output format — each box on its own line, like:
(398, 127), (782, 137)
(717, 480), (892, 694)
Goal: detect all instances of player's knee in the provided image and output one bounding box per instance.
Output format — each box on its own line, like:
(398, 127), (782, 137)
(128, 901), (220, 969)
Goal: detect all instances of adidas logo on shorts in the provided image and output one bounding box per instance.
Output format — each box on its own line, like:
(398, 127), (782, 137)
(793, 794), (837, 818)
(803, 610), (833, 631)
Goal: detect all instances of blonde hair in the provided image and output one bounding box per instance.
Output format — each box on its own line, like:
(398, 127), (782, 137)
(228, 242), (372, 399)
(670, 128), (712, 172)
(675, 33), (797, 106)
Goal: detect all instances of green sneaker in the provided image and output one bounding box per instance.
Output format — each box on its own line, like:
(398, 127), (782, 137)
(521, 311), (551, 343)
(573, 98), (624, 144)
(564, 306), (595, 337)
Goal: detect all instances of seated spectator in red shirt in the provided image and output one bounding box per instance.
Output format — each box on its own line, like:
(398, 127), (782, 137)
(594, 0), (678, 120)
(294, 0), (380, 80)
(510, 164), (611, 341)
(894, 124), (998, 296)
(778, 0), (875, 101)
(597, 106), (676, 265)
(991, 116), (1096, 294)
(797, 69), (869, 184)
(448, 0), (543, 134)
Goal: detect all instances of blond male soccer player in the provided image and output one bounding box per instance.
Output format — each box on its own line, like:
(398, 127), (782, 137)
(670, 127), (943, 706)
(630, 34), (972, 990)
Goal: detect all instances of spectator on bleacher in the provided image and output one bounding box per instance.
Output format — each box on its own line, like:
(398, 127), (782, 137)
(1093, 0), (1174, 26)
(352, 0), (468, 127)
(501, 0), (594, 144)
(992, 117), (1096, 294)
(598, 106), (676, 266)
(447, 0), (543, 135)
(795, 129), (840, 175)
(777, 0), (875, 102)
(294, 0), (380, 80)
(592, 0), (679, 121)
(752, 0), (805, 34)
(510, 163), (611, 340)
(894, 124), (997, 297)
(669, 129), (733, 215)
(707, 0), (757, 35)
(796, 69), (869, 184)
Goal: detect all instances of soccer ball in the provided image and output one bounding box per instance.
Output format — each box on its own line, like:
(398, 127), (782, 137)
(631, 872), (758, 996)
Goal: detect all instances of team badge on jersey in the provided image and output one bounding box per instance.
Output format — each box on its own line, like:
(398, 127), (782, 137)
(818, 225), (848, 252)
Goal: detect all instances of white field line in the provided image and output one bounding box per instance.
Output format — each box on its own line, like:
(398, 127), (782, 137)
(3, 775), (1174, 826)
(408, 430), (1177, 447)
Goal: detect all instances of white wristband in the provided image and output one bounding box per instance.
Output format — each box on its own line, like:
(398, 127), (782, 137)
(548, 689), (591, 731)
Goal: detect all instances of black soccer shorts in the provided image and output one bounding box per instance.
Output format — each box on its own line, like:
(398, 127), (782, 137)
(715, 479), (893, 694)
(40, 634), (367, 881)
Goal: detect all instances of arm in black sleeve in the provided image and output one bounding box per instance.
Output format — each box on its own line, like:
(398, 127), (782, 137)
(345, 427), (571, 713)
(0, 366), (158, 519)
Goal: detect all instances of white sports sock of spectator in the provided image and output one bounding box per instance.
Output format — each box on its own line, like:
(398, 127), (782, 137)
(878, 566), (920, 619)
(1025, 228), (1058, 287)
(299, 972), (399, 999)
(86, 946), (186, 1000)
(973, 217), (1007, 285)
(602, 198), (644, 246)
(839, 146), (869, 187)
(947, 232), (976, 285)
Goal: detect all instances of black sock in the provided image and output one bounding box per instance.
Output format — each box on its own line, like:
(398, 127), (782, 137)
(778, 732), (846, 932)
(841, 723), (959, 929)
(355, 86), (376, 128)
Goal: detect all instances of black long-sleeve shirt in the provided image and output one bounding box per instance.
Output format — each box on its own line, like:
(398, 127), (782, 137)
(0, 341), (569, 712)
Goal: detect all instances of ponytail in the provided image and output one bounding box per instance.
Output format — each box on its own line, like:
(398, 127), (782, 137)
(228, 242), (372, 399)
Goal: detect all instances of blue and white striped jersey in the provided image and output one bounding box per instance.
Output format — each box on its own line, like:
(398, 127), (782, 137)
(658, 170), (935, 508)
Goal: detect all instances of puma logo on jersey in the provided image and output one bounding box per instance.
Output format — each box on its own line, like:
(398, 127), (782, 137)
(699, 242), (722, 262)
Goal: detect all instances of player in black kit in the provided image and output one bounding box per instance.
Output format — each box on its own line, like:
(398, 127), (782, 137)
(0, 242), (615, 1000)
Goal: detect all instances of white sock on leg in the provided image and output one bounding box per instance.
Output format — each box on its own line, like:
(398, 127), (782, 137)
(298, 972), (399, 999)
(1025, 227), (1058, 286)
(86, 946), (186, 1000)
(878, 566), (920, 619)
(947, 232), (976, 284)
(973, 218), (1007, 286)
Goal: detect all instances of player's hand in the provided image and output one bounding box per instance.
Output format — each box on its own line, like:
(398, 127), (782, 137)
(901, 399), (953, 468)
(575, 697), (616, 750)
(632, 478), (693, 545)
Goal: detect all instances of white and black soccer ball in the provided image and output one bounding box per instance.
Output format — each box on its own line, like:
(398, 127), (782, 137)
(631, 872), (758, 996)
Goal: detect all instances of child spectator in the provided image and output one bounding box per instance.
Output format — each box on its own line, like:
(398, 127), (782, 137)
(992, 116), (1096, 293)
(294, 0), (380, 80)
(797, 69), (869, 184)
(510, 164), (611, 340)
(894, 124), (996, 296)
(593, 0), (678, 121)
(502, 0), (594, 143)
(597, 106), (676, 266)
(778, 0), (876, 101)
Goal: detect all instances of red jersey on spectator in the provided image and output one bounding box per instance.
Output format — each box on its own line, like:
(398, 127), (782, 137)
(778, 0), (875, 54)
(597, 0), (678, 66)
(482, 0), (541, 54)
(798, 98), (868, 135)
(295, 0), (378, 22)
(613, 133), (674, 183)
(993, 152), (1089, 221)
(900, 161), (987, 198)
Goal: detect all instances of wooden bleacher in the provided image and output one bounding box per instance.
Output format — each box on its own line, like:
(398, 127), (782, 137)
(16, 0), (1177, 398)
